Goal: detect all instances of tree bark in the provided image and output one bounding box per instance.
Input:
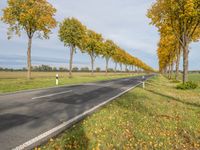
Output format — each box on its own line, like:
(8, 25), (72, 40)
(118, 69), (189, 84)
(168, 65), (171, 79)
(115, 62), (117, 72)
(136, 67), (138, 73)
(170, 62), (174, 79)
(90, 53), (94, 76)
(120, 63), (122, 72)
(164, 67), (167, 75)
(105, 57), (109, 76)
(180, 33), (189, 84)
(69, 45), (74, 78)
(27, 37), (32, 79)
(183, 43), (189, 84)
(175, 47), (181, 81)
(125, 65), (128, 72)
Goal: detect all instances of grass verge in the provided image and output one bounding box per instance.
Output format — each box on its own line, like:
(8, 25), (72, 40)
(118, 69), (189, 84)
(40, 74), (200, 150)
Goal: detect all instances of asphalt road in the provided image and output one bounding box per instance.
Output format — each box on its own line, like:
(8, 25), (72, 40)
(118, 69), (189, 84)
(0, 74), (153, 150)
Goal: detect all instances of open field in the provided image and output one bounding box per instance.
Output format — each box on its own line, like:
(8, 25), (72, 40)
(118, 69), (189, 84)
(171, 73), (200, 85)
(41, 74), (200, 150)
(0, 71), (141, 93)
(188, 73), (200, 85)
(0, 71), (134, 79)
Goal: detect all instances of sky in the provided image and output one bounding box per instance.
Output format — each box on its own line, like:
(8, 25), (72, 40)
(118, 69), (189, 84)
(0, 0), (199, 70)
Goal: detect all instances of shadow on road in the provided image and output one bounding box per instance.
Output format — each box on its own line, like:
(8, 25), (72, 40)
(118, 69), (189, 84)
(0, 113), (38, 132)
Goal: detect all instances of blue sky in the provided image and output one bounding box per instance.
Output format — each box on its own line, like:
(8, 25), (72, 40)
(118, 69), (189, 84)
(0, 0), (199, 70)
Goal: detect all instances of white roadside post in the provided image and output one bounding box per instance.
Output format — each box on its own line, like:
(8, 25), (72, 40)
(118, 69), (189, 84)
(142, 81), (145, 89)
(142, 75), (145, 89)
(56, 73), (59, 85)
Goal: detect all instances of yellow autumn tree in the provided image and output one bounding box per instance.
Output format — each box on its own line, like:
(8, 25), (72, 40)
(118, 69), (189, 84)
(59, 18), (87, 78)
(1, 0), (57, 79)
(83, 30), (103, 76)
(147, 0), (200, 83)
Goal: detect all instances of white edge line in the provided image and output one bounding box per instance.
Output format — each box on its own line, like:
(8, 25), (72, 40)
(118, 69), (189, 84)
(13, 78), (151, 150)
(32, 90), (72, 100)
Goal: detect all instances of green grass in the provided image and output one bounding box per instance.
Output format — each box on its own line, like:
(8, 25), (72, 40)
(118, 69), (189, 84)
(172, 73), (200, 84)
(0, 72), (140, 93)
(40, 74), (200, 150)
(188, 73), (200, 85)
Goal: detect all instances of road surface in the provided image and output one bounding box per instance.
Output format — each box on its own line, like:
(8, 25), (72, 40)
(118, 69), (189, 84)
(0, 74), (153, 150)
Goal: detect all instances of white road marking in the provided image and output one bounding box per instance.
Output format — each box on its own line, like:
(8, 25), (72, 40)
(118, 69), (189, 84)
(84, 82), (114, 87)
(123, 79), (130, 81)
(32, 90), (72, 100)
(13, 82), (142, 150)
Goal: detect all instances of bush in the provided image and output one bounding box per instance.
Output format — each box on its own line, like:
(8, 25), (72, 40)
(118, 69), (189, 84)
(80, 67), (89, 72)
(108, 68), (114, 72)
(176, 81), (198, 90)
(72, 67), (79, 72)
(96, 67), (101, 72)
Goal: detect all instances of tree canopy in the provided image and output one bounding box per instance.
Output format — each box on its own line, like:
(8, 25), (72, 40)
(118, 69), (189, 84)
(59, 17), (87, 50)
(58, 17), (87, 77)
(147, 0), (200, 83)
(1, 0), (57, 79)
(2, 0), (57, 39)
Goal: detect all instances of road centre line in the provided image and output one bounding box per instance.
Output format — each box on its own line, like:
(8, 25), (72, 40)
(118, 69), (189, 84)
(32, 90), (72, 100)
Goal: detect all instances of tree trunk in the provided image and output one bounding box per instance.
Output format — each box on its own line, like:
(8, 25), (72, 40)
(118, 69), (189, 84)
(90, 53), (94, 76)
(168, 65), (171, 79)
(164, 67), (167, 75)
(69, 45), (74, 78)
(27, 37), (32, 79)
(120, 63), (122, 72)
(125, 65), (128, 72)
(170, 62), (174, 79)
(181, 33), (189, 84)
(175, 47), (181, 81)
(183, 44), (189, 84)
(105, 57), (109, 76)
(135, 67), (138, 73)
(115, 62), (117, 72)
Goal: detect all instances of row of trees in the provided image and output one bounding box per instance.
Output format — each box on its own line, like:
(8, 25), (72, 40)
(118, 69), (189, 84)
(59, 18), (154, 77)
(1, 0), (153, 79)
(147, 0), (200, 83)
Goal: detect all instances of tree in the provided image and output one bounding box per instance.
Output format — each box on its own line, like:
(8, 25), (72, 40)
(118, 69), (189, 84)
(101, 40), (116, 75)
(147, 0), (200, 83)
(84, 30), (103, 76)
(156, 25), (179, 79)
(58, 18), (86, 78)
(112, 47), (122, 72)
(158, 34), (177, 79)
(1, 0), (57, 79)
